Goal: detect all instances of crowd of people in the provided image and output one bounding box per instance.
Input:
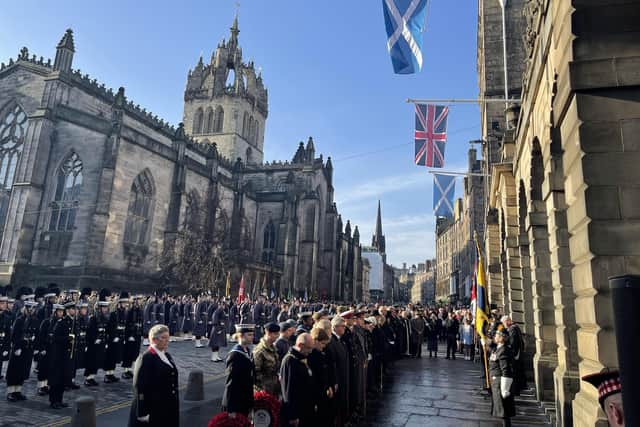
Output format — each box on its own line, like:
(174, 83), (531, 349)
(0, 282), (546, 427)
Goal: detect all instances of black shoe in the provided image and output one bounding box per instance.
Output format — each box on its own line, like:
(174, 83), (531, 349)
(15, 392), (27, 401)
(84, 378), (99, 387)
(60, 402), (69, 408)
(6, 393), (18, 402)
(69, 383), (80, 390)
(121, 371), (133, 380)
(50, 402), (64, 410)
(37, 387), (49, 396)
(104, 375), (119, 383)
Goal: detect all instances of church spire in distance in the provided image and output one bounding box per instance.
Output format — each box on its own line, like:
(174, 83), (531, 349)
(372, 200), (386, 254)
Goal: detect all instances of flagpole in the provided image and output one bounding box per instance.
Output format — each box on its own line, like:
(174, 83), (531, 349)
(428, 170), (487, 177)
(406, 98), (520, 104)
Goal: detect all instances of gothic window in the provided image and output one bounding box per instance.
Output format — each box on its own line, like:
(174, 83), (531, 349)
(214, 106), (224, 133)
(124, 169), (155, 247)
(242, 112), (249, 138)
(205, 107), (214, 133)
(0, 102), (27, 243)
(304, 206), (315, 241)
(246, 147), (253, 163)
(183, 190), (201, 232)
(254, 122), (260, 144)
(248, 116), (254, 141)
(49, 152), (83, 231)
(193, 108), (203, 134)
(262, 220), (276, 263)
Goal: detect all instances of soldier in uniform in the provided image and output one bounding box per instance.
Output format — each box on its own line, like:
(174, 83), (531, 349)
(221, 324), (255, 416)
(36, 286), (58, 324)
(181, 297), (194, 338)
(35, 302), (64, 396)
(142, 296), (156, 346)
(84, 297), (110, 387)
(0, 290), (12, 379)
(193, 295), (208, 348)
(206, 298), (217, 339)
(582, 369), (625, 427)
(122, 294), (144, 379)
(6, 299), (39, 401)
(252, 294), (267, 344)
(70, 301), (89, 389)
(208, 300), (228, 362)
(252, 322), (280, 396)
(48, 301), (77, 409)
(103, 292), (129, 383)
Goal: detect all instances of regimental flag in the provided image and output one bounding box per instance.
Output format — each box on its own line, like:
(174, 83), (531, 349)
(382, 0), (430, 74)
(433, 173), (455, 218)
(261, 274), (267, 294)
(225, 272), (231, 298)
(238, 274), (245, 303)
(475, 238), (490, 341)
(415, 104), (449, 168)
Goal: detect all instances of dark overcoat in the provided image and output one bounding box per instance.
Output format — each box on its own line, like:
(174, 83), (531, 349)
(208, 306), (228, 349)
(192, 301), (208, 338)
(221, 344), (254, 415)
(84, 313), (109, 375)
(489, 344), (516, 418)
(324, 334), (349, 413)
(128, 347), (179, 427)
(280, 348), (316, 426)
(123, 306), (143, 367)
(104, 308), (127, 370)
(6, 313), (39, 386)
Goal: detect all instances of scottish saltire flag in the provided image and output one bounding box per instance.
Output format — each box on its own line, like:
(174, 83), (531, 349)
(433, 173), (455, 218)
(415, 104), (449, 167)
(382, 0), (429, 74)
(475, 239), (490, 342)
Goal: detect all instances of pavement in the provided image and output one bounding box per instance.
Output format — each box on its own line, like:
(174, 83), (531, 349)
(0, 342), (553, 427)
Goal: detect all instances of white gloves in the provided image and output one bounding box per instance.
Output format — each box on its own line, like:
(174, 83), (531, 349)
(500, 376), (513, 399)
(137, 415), (150, 422)
(40, 350), (46, 356)
(2, 351), (8, 357)
(95, 339), (101, 344)
(14, 349), (22, 356)
(480, 339), (486, 347)
(367, 354), (373, 361)
(113, 337), (120, 343)
(128, 337), (135, 342)
(33, 350), (39, 355)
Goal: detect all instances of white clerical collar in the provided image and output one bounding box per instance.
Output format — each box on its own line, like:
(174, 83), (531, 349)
(151, 344), (173, 367)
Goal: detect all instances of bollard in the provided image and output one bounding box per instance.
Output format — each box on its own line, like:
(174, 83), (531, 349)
(71, 396), (96, 427)
(184, 369), (204, 401)
(609, 274), (640, 427)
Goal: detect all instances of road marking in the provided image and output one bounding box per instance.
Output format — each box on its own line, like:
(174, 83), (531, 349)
(43, 372), (227, 427)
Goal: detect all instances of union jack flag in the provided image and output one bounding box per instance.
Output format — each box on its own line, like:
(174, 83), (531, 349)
(414, 104), (449, 168)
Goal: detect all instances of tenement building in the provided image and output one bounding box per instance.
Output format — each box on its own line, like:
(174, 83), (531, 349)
(478, 1), (640, 425)
(0, 19), (364, 300)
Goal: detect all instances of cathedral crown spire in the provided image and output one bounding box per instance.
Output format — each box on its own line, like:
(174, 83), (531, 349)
(372, 200), (386, 254)
(53, 28), (75, 73)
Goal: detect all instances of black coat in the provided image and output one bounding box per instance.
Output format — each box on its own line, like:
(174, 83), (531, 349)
(192, 301), (208, 338)
(489, 344), (516, 418)
(84, 313), (109, 375)
(325, 334), (349, 409)
(222, 344), (254, 415)
(307, 348), (334, 425)
(74, 314), (88, 371)
(128, 347), (179, 427)
(208, 307), (227, 349)
(6, 312), (39, 386)
(0, 309), (13, 361)
(123, 306), (143, 366)
(49, 315), (75, 391)
(280, 348), (315, 426)
(104, 308), (127, 370)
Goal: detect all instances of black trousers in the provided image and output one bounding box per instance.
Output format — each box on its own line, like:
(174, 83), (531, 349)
(49, 382), (64, 404)
(446, 337), (457, 359)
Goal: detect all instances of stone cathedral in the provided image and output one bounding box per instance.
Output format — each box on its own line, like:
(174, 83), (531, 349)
(0, 19), (367, 300)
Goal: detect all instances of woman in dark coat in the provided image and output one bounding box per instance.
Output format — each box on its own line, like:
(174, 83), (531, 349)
(489, 328), (516, 427)
(128, 324), (179, 427)
(307, 328), (335, 427)
(221, 324), (255, 416)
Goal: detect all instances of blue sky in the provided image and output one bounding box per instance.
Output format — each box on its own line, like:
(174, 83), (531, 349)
(0, 1), (480, 267)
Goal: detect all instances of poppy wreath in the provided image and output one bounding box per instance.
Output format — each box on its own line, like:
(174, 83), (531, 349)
(252, 390), (281, 427)
(207, 411), (251, 427)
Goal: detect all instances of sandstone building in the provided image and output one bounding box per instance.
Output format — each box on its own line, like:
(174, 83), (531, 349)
(0, 20), (364, 300)
(478, 1), (640, 425)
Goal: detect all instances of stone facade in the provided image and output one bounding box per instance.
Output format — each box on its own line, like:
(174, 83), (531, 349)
(398, 261), (435, 305)
(0, 22), (364, 301)
(478, 1), (640, 425)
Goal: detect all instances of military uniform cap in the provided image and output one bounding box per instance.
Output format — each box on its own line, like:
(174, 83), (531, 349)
(64, 300), (76, 309)
(264, 322), (280, 333)
(235, 324), (255, 333)
(24, 300), (38, 307)
(340, 310), (355, 319)
(582, 369), (622, 408)
(78, 301), (89, 308)
(53, 303), (65, 310)
(97, 301), (110, 307)
(298, 311), (313, 320)
(118, 291), (130, 303)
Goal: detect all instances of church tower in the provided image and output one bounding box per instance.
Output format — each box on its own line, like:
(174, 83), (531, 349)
(372, 200), (386, 255)
(182, 15), (268, 164)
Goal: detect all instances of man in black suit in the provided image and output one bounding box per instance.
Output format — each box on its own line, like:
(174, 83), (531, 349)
(280, 332), (316, 427)
(49, 301), (76, 409)
(129, 324), (179, 427)
(325, 316), (350, 427)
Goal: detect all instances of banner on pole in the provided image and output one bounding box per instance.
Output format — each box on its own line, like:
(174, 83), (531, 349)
(433, 173), (455, 218)
(415, 104), (449, 168)
(382, 0), (429, 74)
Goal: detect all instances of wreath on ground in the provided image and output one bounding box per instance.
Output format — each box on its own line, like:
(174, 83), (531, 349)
(252, 390), (281, 427)
(207, 411), (251, 427)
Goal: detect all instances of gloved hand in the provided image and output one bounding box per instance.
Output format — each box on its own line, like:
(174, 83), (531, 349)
(481, 339), (486, 348)
(128, 337), (135, 342)
(367, 354), (373, 361)
(40, 350), (46, 356)
(94, 339), (101, 344)
(33, 350), (39, 355)
(500, 376), (513, 399)
(14, 349), (22, 356)
(113, 337), (120, 343)
(2, 351), (8, 357)
(137, 415), (150, 422)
